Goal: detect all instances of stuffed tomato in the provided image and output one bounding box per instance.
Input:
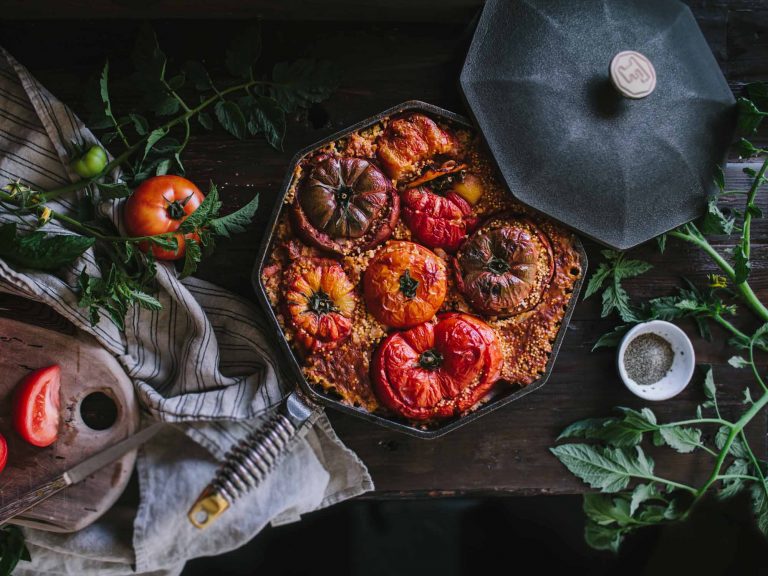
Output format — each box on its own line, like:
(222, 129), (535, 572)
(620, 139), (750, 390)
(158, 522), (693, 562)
(291, 155), (399, 256)
(284, 257), (356, 354)
(363, 241), (447, 328)
(372, 313), (503, 420)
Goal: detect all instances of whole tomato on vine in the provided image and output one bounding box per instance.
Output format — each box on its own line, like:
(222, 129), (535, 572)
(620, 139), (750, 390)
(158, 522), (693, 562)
(123, 175), (205, 260)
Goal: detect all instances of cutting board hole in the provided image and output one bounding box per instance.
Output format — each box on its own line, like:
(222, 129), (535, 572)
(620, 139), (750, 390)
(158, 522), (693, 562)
(80, 392), (118, 430)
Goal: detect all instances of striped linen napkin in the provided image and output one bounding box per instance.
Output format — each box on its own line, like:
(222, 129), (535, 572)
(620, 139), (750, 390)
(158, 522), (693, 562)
(0, 47), (372, 575)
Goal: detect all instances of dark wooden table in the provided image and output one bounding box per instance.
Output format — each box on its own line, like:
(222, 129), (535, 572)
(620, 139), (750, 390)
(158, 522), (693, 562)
(2, 0), (768, 497)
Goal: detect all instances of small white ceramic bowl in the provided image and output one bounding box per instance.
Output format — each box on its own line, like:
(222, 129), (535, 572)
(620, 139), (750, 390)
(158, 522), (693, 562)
(617, 320), (695, 401)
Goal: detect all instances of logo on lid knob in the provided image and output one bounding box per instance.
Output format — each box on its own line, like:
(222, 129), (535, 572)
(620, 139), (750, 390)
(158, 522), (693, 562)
(610, 51), (656, 99)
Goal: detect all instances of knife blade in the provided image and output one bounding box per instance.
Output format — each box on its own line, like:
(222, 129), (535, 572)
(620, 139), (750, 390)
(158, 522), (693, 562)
(0, 422), (163, 525)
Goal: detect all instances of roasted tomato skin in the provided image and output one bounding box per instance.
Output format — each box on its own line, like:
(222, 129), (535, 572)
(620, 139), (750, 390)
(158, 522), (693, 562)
(372, 313), (503, 421)
(284, 258), (356, 354)
(363, 241), (447, 328)
(455, 216), (554, 317)
(376, 113), (458, 182)
(123, 175), (205, 260)
(292, 155), (399, 255)
(13, 364), (61, 448)
(401, 187), (478, 252)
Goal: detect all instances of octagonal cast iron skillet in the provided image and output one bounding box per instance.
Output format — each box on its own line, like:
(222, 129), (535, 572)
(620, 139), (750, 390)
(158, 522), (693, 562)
(188, 101), (588, 529)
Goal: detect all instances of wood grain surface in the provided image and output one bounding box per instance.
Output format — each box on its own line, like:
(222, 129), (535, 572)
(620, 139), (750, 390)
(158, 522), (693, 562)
(0, 318), (139, 531)
(0, 0), (767, 495)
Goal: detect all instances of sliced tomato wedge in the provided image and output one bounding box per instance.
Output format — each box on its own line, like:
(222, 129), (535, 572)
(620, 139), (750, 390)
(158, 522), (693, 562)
(0, 433), (7, 473)
(13, 365), (61, 447)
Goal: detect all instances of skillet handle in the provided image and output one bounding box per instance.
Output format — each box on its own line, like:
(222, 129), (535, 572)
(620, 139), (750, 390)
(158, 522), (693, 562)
(188, 394), (314, 529)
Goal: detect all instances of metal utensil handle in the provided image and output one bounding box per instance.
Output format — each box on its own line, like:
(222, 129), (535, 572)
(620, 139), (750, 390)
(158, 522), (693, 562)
(188, 412), (297, 529)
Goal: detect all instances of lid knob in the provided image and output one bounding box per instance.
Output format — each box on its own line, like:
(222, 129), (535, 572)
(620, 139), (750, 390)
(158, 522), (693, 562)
(610, 50), (657, 99)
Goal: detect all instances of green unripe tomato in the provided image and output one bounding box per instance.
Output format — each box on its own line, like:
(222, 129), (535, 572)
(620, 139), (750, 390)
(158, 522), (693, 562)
(70, 145), (108, 178)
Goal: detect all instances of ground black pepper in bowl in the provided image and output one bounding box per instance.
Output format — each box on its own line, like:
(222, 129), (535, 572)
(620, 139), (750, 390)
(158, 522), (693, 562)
(623, 333), (674, 385)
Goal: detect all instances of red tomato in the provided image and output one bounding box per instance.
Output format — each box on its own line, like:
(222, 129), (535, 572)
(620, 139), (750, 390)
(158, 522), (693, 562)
(0, 434), (7, 473)
(372, 313), (503, 421)
(13, 365), (61, 448)
(123, 175), (205, 260)
(363, 240), (447, 328)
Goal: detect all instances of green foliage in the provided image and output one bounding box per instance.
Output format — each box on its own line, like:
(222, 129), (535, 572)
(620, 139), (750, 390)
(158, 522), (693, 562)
(552, 83), (768, 556)
(0, 223), (94, 271)
(583, 249), (652, 322)
(0, 526), (30, 575)
(549, 444), (655, 493)
(77, 259), (160, 331)
(2, 22), (341, 328)
(592, 278), (738, 350)
(85, 23), (342, 186)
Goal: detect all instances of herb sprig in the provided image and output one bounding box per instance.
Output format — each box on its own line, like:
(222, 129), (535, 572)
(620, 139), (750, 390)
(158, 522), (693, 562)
(0, 24), (339, 329)
(553, 82), (768, 553)
(0, 526), (30, 574)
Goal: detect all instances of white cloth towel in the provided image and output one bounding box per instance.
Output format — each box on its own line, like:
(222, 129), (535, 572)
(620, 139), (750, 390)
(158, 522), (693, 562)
(0, 46), (373, 575)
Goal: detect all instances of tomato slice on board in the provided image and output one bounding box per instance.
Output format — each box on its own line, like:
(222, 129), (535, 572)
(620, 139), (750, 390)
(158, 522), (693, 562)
(13, 365), (61, 447)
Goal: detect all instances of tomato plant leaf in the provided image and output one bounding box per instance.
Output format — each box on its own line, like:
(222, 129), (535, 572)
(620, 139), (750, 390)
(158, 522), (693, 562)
(718, 459), (749, 501)
(99, 60), (120, 133)
(215, 101), (247, 140)
(132, 24), (166, 82)
(225, 25), (262, 79)
(584, 519), (624, 553)
(592, 324), (631, 351)
(614, 258), (653, 280)
(130, 289), (162, 311)
(750, 481), (768, 537)
(699, 196), (737, 235)
(714, 165), (726, 191)
(549, 444), (654, 493)
(703, 366), (717, 400)
(179, 183), (222, 233)
(97, 181), (132, 200)
(583, 493), (634, 526)
(630, 483), (662, 516)
(180, 238), (202, 279)
(739, 138), (764, 158)
(209, 193), (259, 238)
(143, 128), (169, 162)
(129, 113), (149, 136)
(0, 526), (31, 575)
(584, 262), (610, 299)
(167, 73), (185, 91)
(241, 96), (286, 150)
(738, 97), (768, 135)
(715, 425), (748, 459)
(0, 223), (94, 271)
(556, 417), (646, 447)
(615, 407), (658, 430)
(658, 426), (702, 454)
(271, 59), (341, 112)
(733, 243), (751, 284)
(185, 61), (213, 91)
(729, 355), (750, 368)
(198, 111), (213, 130)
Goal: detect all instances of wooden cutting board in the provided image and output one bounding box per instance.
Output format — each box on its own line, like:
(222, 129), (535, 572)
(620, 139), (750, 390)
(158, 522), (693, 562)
(0, 317), (139, 532)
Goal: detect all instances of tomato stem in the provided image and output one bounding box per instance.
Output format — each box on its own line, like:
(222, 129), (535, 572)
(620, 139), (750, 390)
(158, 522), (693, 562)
(418, 349), (443, 370)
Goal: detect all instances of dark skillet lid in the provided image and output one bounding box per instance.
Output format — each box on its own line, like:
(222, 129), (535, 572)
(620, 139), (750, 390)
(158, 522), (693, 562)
(459, 0), (736, 250)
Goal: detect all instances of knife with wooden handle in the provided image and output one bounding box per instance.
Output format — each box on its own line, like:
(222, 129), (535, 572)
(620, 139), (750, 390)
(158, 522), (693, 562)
(0, 423), (163, 526)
